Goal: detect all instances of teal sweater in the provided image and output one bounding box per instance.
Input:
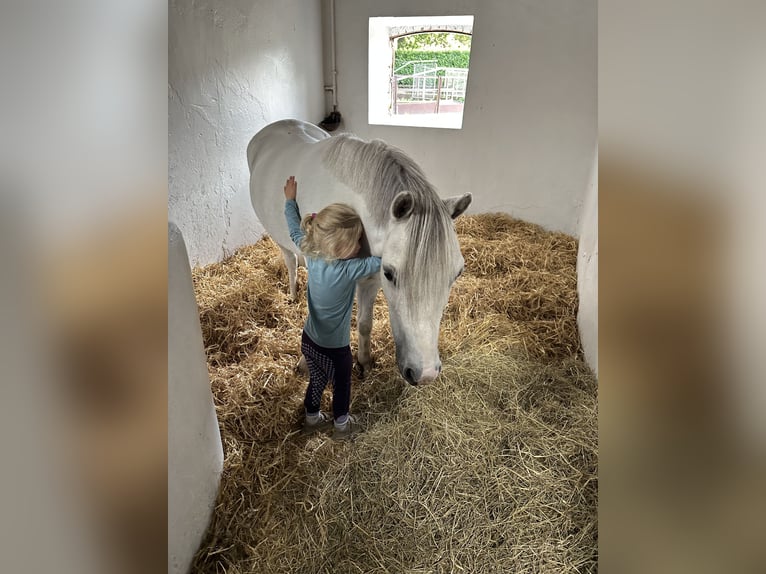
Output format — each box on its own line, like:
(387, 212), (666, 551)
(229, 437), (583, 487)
(285, 200), (381, 348)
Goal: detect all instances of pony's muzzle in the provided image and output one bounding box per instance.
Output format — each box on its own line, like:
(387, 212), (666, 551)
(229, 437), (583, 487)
(403, 363), (442, 385)
(421, 365), (441, 382)
(403, 367), (417, 385)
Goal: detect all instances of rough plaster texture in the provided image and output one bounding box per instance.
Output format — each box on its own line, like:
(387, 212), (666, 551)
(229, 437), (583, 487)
(168, 222), (224, 574)
(169, 0), (324, 266)
(577, 149), (598, 375)
(325, 0), (596, 236)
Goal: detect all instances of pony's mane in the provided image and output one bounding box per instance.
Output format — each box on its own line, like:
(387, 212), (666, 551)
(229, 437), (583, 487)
(322, 134), (459, 307)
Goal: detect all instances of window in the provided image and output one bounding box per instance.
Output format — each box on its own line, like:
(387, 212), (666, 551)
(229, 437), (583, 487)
(369, 16), (474, 129)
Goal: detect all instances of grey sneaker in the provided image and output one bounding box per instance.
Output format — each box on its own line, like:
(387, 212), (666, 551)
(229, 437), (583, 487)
(302, 411), (332, 435)
(332, 414), (361, 441)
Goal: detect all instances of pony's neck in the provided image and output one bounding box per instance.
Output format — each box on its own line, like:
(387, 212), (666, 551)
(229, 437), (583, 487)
(364, 223), (387, 257)
(350, 201), (385, 256)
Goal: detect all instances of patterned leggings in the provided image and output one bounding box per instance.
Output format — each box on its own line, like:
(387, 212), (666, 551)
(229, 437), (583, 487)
(301, 330), (352, 420)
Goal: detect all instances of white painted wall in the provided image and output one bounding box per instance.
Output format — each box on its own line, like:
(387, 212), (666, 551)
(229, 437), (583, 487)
(327, 0), (596, 236)
(577, 148), (598, 375)
(168, 222), (224, 574)
(169, 0), (324, 266)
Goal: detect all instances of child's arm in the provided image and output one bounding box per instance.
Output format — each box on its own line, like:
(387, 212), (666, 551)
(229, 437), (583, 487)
(283, 176), (304, 247)
(343, 256), (382, 281)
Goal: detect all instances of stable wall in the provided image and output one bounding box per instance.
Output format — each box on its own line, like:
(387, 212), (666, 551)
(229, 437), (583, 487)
(169, 0), (324, 266)
(169, 223), (224, 574)
(577, 148), (598, 375)
(326, 0), (596, 236)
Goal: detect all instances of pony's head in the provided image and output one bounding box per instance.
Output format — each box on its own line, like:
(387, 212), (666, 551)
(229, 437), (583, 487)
(379, 190), (471, 384)
(323, 134), (472, 384)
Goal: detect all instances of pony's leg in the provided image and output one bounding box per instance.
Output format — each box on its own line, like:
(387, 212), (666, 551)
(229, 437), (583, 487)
(278, 244), (299, 300)
(279, 245), (307, 370)
(355, 275), (380, 378)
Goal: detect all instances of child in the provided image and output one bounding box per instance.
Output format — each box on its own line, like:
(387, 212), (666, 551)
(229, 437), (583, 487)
(283, 176), (381, 440)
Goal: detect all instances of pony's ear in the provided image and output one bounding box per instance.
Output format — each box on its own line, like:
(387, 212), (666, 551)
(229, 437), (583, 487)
(443, 193), (472, 219)
(391, 191), (415, 220)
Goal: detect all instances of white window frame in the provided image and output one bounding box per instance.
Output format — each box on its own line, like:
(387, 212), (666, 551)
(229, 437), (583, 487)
(368, 16), (474, 130)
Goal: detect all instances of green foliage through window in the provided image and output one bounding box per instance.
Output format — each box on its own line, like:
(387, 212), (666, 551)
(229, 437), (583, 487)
(394, 50), (471, 77)
(396, 32), (471, 51)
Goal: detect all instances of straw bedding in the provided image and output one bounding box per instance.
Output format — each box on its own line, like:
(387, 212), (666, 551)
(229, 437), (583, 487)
(190, 213), (597, 573)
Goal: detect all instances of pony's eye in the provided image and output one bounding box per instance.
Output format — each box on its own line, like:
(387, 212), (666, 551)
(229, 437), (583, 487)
(383, 268), (395, 284)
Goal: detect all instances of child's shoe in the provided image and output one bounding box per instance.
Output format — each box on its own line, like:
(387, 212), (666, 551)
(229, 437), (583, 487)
(302, 411), (332, 435)
(332, 414), (361, 441)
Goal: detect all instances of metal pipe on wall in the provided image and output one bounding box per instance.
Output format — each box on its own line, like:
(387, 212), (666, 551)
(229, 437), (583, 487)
(320, 0), (341, 130)
(323, 0), (337, 111)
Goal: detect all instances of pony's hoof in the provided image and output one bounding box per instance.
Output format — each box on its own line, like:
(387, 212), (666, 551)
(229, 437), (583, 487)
(355, 359), (374, 379)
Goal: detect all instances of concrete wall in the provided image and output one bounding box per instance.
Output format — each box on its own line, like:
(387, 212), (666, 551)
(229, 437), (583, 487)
(168, 223), (224, 574)
(169, 0), (324, 266)
(577, 148), (598, 375)
(326, 0), (596, 236)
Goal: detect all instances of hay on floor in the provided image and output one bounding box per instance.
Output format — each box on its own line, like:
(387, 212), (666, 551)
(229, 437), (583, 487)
(190, 213), (597, 573)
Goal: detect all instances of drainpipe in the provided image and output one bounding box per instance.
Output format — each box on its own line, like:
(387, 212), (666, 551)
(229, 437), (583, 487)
(324, 0), (337, 110)
(320, 0), (342, 130)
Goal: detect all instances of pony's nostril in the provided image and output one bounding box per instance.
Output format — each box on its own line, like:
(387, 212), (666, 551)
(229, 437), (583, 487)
(404, 368), (415, 384)
(436, 364), (442, 373)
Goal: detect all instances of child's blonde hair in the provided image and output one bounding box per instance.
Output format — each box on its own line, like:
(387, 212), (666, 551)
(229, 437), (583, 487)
(300, 203), (364, 261)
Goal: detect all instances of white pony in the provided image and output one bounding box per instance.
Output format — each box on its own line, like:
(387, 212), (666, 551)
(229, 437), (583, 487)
(247, 119), (471, 385)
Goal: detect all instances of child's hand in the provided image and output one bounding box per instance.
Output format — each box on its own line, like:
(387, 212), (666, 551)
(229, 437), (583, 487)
(284, 176), (297, 201)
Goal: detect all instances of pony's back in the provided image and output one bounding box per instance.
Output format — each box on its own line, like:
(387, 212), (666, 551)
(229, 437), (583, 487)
(247, 120), (347, 255)
(247, 119), (330, 173)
